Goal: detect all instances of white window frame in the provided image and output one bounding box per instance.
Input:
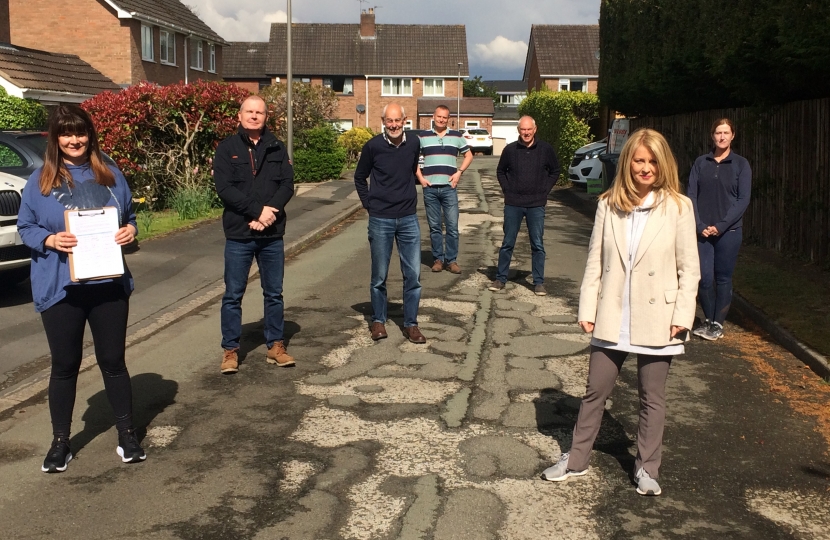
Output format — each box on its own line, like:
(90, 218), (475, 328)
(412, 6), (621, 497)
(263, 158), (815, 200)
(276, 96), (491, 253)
(423, 78), (444, 96)
(141, 25), (154, 61)
(465, 121), (480, 128)
(159, 30), (175, 65)
(558, 78), (588, 92)
(208, 44), (216, 73)
(191, 40), (204, 71)
(382, 78), (412, 96)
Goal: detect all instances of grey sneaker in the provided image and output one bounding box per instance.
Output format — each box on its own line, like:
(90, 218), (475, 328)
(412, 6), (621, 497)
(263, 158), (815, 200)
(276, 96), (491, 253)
(635, 467), (662, 496)
(534, 284), (547, 296)
(488, 280), (505, 292)
(692, 319), (711, 338)
(700, 321), (724, 341)
(541, 453), (588, 482)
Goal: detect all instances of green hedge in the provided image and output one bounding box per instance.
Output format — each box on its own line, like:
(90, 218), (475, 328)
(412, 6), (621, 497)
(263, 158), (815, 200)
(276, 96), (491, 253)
(600, 0), (830, 115)
(0, 87), (47, 130)
(518, 90), (600, 175)
(293, 125), (347, 182)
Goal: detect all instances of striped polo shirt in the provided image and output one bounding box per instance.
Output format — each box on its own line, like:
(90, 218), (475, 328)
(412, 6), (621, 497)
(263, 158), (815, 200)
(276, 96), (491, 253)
(418, 130), (470, 185)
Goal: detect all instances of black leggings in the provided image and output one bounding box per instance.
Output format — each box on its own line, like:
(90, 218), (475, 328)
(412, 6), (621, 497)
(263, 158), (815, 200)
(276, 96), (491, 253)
(40, 282), (133, 438)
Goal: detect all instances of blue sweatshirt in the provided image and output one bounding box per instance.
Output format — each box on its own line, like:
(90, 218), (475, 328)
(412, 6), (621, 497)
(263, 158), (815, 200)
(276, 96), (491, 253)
(687, 151), (752, 235)
(353, 132), (420, 218)
(17, 164), (136, 312)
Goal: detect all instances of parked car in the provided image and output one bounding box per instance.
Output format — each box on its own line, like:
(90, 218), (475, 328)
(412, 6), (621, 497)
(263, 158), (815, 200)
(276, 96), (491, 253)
(0, 170), (30, 284)
(568, 139), (607, 185)
(0, 131), (51, 180)
(461, 128), (493, 155)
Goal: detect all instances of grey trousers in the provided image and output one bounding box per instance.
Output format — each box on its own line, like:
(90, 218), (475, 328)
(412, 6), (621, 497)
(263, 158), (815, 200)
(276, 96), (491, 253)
(566, 345), (672, 478)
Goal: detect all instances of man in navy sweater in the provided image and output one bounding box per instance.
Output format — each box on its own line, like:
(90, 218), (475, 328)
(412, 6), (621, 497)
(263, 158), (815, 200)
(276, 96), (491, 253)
(353, 103), (426, 343)
(490, 115), (560, 296)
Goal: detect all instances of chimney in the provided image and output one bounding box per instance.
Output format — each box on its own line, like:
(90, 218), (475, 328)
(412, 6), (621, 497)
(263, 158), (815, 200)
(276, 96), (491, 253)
(360, 8), (375, 38)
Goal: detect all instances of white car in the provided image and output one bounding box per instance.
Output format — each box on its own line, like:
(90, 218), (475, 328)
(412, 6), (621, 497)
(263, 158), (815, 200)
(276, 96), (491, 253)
(461, 129), (493, 155)
(0, 171), (30, 285)
(568, 139), (607, 185)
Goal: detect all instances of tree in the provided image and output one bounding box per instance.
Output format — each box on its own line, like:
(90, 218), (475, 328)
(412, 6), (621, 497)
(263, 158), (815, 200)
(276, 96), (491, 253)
(259, 82), (339, 143)
(463, 76), (499, 106)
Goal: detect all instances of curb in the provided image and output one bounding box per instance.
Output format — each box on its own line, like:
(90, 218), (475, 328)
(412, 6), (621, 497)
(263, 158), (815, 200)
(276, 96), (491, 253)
(550, 185), (830, 382)
(0, 201), (364, 415)
(731, 293), (830, 381)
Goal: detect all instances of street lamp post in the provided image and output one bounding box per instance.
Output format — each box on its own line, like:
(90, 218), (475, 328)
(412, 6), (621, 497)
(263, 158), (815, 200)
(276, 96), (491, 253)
(286, 0), (293, 160)
(457, 62), (462, 130)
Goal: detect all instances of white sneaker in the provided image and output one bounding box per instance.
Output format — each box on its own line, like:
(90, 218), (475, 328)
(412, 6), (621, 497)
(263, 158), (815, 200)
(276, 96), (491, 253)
(700, 321), (724, 341)
(692, 319), (711, 338)
(541, 453), (588, 482)
(635, 467), (662, 496)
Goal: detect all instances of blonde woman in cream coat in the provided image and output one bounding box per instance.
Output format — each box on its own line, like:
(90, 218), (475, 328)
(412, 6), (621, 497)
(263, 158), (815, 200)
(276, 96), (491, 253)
(541, 129), (700, 496)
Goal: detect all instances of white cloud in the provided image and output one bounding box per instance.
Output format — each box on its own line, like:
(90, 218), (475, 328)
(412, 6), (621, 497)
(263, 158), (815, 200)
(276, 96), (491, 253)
(187, 1), (288, 42)
(471, 36), (528, 72)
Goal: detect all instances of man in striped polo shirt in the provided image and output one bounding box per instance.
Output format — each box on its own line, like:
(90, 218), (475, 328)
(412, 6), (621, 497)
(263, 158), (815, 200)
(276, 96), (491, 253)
(416, 105), (474, 274)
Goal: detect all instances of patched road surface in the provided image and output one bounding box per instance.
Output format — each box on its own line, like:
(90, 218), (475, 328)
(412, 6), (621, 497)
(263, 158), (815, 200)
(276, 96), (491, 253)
(1, 157), (828, 539)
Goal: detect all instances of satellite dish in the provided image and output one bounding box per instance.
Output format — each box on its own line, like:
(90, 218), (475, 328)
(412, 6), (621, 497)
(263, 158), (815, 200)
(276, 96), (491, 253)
(356, 104), (366, 113)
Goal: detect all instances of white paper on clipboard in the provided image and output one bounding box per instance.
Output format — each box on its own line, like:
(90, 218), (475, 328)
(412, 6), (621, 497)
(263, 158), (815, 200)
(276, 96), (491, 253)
(64, 206), (124, 281)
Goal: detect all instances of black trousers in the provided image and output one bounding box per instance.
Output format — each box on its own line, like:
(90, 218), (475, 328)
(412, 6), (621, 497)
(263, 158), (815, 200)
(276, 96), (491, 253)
(40, 282), (133, 437)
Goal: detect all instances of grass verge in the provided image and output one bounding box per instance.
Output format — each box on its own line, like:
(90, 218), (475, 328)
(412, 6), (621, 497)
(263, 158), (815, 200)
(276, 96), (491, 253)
(733, 244), (830, 358)
(136, 208), (223, 242)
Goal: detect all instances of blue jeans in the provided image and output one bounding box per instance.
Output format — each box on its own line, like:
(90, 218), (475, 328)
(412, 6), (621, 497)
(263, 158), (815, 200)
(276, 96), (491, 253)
(422, 185), (459, 263)
(496, 205), (546, 285)
(221, 237), (285, 350)
(368, 214), (422, 327)
(697, 228), (742, 325)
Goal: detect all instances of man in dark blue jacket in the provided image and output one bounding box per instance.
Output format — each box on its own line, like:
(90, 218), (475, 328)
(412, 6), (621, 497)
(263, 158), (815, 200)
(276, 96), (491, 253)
(213, 96), (295, 374)
(354, 103), (426, 344)
(490, 115), (560, 296)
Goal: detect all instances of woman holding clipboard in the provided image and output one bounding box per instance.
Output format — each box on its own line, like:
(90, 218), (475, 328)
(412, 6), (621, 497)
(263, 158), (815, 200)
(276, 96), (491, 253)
(17, 105), (145, 473)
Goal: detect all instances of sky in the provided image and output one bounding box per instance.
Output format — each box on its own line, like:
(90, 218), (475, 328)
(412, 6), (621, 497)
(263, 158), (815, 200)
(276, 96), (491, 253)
(185, 0), (601, 80)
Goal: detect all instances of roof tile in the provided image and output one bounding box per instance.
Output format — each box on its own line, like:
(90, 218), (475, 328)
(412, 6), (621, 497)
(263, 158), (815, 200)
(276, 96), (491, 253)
(111, 0), (226, 44)
(530, 25), (599, 76)
(0, 44), (120, 96)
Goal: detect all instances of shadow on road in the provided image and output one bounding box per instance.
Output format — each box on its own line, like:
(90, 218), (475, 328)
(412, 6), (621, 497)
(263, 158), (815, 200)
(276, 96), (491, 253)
(0, 279), (33, 308)
(73, 372), (178, 455)
(237, 319), (302, 361)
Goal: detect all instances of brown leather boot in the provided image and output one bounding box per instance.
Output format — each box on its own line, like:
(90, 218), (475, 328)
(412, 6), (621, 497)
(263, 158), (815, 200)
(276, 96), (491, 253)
(431, 259), (444, 272)
(403, 326), (426, 344)
(267, 341), (295, 367)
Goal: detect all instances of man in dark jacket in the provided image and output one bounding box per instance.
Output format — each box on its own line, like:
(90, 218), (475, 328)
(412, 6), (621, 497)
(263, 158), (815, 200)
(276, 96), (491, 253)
(213, 96), (295, 374)
(353, 103), (426, 344)
(490, 115), (560, 296)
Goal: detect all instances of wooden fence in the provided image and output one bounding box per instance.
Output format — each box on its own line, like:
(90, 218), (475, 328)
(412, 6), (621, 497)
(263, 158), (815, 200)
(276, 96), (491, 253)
(630, 98), (830, 266)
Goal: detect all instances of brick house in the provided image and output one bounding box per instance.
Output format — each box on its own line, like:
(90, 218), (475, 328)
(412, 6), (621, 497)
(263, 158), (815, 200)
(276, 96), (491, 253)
(7, 0), (228, 87)
(229, 9), (471, 132)
(0, 43), (120, 105)
(415, 97), (494, 132)
(222, 42), (270, 93)
(523, 25), (599, 94)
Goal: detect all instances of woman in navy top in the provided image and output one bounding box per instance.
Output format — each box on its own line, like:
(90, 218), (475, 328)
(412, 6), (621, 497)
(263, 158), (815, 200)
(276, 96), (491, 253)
(17, 105), (146, 473)
(687, 118), (752, 340)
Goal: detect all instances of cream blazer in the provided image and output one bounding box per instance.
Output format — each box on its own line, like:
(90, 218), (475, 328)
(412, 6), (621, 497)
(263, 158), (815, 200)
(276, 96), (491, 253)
(578, 195), (701, 347)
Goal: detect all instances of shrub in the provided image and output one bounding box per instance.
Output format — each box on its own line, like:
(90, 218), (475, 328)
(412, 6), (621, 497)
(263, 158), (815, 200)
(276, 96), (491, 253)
(518, 90), (600, 178)
(168, 183), (216, 221)
(293, 125), (347, 182)
(0, 87), (47, 130)
(83, 81), (250, 204)
(259, 82), (339, 143)
(338, 127), (375, 166)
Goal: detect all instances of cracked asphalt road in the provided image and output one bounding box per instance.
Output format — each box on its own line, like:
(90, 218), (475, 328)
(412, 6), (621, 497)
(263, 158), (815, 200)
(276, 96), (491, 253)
(1, 157), (828, 539)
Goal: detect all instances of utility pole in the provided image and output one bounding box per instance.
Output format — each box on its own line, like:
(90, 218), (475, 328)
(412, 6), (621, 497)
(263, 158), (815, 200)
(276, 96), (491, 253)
(287, 0), (293, 160)
(457, 62), (462, 130)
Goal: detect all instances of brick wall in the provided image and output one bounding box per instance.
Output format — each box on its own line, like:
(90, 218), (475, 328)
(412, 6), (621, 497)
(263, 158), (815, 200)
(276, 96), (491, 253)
(417, 115), (492, 132)
(9, 0), (132, 84)
(0, 0), (10, 43)
(130, 25), (224, 85)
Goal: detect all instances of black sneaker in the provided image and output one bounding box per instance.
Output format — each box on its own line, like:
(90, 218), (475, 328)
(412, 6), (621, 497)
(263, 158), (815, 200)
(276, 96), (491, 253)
(117, 429), (147, 463)
(41, 436), (72, 473)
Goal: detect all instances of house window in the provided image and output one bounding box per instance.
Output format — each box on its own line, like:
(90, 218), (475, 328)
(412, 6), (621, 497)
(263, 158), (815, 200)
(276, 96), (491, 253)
(465, 121), (480, 128)
(323, 77), (354, 94)
(382, 78), (412, 96)
(141, 25), (154, 61)
(209, 44), (216, 73)
(559, 78), (587, 92)
(292, 77), (311, 84)
(159, 31), (175, 64)
(423, 78), (444, 96)
(191, 40), (203, 70)
(332, 119), (353, 132)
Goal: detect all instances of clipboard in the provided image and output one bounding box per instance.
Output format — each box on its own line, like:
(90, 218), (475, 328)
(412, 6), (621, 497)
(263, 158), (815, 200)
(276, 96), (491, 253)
(64, 206), (125, 282)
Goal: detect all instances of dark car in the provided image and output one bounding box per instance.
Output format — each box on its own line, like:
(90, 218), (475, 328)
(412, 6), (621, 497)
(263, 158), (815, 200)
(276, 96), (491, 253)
(0, 131), (51, 180)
